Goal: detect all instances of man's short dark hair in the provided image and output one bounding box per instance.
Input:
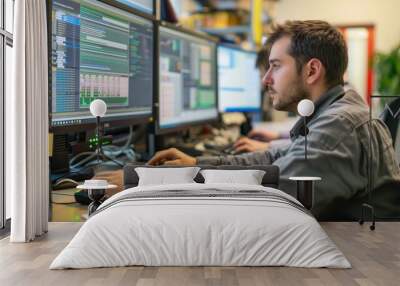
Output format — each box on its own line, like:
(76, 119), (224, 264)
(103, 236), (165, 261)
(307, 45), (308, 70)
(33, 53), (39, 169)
(266, 20), (348, 87)
(255, 44), (270, 70)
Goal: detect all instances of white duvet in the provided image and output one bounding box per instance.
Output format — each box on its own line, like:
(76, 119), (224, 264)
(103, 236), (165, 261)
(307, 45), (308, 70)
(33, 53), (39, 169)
(50, 183), (351, 269)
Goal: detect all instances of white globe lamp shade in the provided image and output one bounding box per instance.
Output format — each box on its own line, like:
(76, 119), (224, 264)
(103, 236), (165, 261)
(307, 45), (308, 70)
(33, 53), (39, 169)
(297, 99), (314, 117)
(90, 99), (107, 117)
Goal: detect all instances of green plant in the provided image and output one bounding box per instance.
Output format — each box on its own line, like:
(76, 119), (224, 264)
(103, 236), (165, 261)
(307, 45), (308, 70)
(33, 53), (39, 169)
(375, 45), (400, 96)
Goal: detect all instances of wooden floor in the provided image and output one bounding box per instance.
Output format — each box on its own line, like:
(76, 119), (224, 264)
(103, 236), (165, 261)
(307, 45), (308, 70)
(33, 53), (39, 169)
(0, 222), (399, 286)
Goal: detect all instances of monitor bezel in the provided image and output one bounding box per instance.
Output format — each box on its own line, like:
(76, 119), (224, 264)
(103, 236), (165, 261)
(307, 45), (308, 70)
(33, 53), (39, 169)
(217, 43), (262, 113)
(48, 0), (156, 134)
(154, 22), (220, 135)
(99, 0), (156, 19)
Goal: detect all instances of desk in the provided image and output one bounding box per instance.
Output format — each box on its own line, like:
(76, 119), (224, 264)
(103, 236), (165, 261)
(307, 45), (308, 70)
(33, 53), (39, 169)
(51, 188), (87, 222)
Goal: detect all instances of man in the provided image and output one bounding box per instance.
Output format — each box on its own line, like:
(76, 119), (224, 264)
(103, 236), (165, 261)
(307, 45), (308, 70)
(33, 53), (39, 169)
(148, 20), (400, 219)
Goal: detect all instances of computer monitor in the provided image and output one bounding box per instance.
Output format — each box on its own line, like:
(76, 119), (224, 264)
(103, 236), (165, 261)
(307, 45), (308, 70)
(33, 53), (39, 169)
(156, 24), (218, 134)
(50, 0), (154, 132)
(218, 45), (261, 112)
(114, 0), (154, 15)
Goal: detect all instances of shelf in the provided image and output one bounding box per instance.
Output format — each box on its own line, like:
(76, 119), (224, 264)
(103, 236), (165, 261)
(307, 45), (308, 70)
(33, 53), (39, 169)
(190, 7), (250, 15)
(371, 95), (400, 98)
(201, 25), (250, 35)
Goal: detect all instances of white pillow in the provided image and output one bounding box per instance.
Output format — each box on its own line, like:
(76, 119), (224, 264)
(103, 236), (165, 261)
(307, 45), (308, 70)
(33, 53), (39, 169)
(135, 167), (201, 186)
(200, 169), (266, 185)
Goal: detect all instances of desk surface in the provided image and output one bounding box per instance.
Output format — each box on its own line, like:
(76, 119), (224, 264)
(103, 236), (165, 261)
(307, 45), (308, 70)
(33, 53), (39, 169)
(51, 188), (87, 222)
(1, 222), (399, 285)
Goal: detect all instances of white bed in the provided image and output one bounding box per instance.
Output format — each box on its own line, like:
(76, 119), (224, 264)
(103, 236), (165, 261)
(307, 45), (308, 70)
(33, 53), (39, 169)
(50, 183), (350, 269)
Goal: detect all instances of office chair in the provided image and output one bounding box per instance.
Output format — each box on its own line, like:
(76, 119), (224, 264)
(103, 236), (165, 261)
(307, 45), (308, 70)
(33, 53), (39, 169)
(380, 96), (400, 165)
(360, 96), (400, 229)
(380, 97), (400, 147)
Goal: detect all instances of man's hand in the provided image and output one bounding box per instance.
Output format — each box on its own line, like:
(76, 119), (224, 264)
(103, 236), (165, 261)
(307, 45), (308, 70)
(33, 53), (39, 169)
(248, 129), (280, 142)
(233, 137), (269, 153)
(147, 148), (197, 166)
(94, 169), (123, 198)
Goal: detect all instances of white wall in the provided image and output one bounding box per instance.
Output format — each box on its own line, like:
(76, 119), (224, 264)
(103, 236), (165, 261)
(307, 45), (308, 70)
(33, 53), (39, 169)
(274, 0), (400, 53)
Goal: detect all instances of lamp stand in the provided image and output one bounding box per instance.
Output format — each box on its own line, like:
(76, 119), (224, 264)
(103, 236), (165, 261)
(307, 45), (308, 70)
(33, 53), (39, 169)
(87, 188), (106, 216)
(94, 116), (123, 167)
(304, 116), (307, 161)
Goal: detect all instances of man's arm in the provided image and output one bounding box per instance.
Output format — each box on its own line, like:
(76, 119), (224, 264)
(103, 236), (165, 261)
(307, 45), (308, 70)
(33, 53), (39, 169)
(196, 151), (274, 166)
(147, 145), (287, 167)
(196, 143), (290, 166)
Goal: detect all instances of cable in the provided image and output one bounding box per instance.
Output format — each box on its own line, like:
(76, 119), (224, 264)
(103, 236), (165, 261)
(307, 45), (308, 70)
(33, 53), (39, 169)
(70, 151), (96, 167)
(70, 152), (98, 169)
(68, 126), (137, 169)
(102, 126), (136, 160)
(51, 193), (75, 197)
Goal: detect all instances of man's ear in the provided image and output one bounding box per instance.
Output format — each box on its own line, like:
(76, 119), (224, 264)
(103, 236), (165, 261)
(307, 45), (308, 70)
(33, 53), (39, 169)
(304, 58), (324, 85)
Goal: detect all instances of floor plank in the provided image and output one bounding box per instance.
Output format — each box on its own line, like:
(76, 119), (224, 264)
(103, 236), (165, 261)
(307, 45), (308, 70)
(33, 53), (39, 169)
(0, 222), (399, 286)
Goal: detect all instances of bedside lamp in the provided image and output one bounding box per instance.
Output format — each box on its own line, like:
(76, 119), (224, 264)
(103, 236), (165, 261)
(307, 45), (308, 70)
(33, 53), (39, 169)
(297, 99), (314, 160)
(90, 99), (107, 164)
(89, 99), (123, 167)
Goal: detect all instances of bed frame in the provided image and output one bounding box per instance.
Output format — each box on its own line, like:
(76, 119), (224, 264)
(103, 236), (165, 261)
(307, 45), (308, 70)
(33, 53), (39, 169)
(123, 164), (280, 189)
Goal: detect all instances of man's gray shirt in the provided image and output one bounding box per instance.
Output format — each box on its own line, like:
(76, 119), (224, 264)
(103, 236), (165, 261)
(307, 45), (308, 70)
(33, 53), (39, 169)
(197, 85), (400, 218)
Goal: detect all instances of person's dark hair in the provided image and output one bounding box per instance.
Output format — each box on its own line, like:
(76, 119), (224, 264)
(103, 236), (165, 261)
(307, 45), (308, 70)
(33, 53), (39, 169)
(255, 44), (271, 70)
(266, 20), (348, 87)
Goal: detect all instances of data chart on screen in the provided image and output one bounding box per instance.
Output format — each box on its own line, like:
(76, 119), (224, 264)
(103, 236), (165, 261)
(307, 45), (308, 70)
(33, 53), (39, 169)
(158, 26), (218, 130)
(51, 0), (153, 127)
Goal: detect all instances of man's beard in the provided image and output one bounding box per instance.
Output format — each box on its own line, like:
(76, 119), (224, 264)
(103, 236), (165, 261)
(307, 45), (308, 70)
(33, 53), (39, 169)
(270, 76), (309, 112)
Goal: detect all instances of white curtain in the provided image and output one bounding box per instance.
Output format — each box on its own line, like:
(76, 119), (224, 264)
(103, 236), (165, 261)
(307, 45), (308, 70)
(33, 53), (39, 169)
(7, 0), (49, 242)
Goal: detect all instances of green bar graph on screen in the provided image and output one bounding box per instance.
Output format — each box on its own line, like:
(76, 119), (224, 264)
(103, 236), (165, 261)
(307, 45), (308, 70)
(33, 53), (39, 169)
(79, 4), (130, 108)
(196, 89), (216, 109)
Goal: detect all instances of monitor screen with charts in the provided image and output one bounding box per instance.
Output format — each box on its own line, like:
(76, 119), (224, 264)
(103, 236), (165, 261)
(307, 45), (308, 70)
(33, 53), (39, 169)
(50, 0), (154, 130)
(218, 45), (261, 112)
(158, 25), (218, 132)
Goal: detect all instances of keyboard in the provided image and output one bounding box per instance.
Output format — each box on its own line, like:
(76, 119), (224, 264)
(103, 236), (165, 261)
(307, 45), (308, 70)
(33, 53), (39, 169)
(204, 142), (237, 155)
(174, 145), (204, 157)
